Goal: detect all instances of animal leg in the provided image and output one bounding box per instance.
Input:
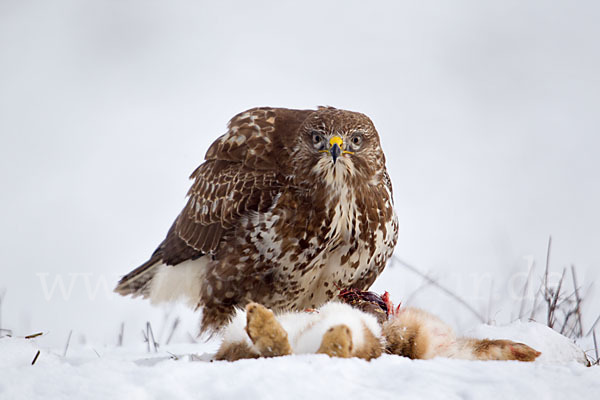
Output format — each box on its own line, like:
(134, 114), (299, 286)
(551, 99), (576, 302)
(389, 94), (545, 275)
(352, 323), (383, 361)
(382, 308), (439, 359)
(245, 303), (292, 357)
(317, 324), (353, 358)
(458, 338), (541, 362)
(215, 341), (260, 361)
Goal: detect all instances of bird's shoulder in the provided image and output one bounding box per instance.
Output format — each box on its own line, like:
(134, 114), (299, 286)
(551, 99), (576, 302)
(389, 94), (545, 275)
(204, 107), (315, 170)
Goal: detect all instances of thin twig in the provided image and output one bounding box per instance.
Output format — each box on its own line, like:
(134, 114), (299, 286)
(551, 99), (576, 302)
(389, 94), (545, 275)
(144, 322), (159, 352)
(571, 265), (584, 337)
(487, 279), (494, 324)
(25, 332), (44, 339)
(593, 330), (599, 366)
(556, 289), (577, 308)
(63, 330), (73, 358)
(558, 287), (582, 337)
(166, 317), (180, 345)
(586, 314), (600, 337)
(142, 329), (149, 352)
(530, 236), (552, 323)
(149, 322), (158, 352)
(528, 256), (590, 339)
(31, 350), (41, 365)
(118, 322), (124, 347)
(547, 268), (566, 329)
(393, 257), (486, 323)
(543, 237), (555, 327)
(529, 285), (542, 321)
(561, 309), (577, 336)
(0, 289), (5, 336)
(518, 261), (535, 319)
(403, 278), (434, 306)
(543, 236), (552, 299)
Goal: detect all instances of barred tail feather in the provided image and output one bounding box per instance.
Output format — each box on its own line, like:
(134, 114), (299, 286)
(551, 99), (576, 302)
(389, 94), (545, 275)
(114, 255), (162, 298)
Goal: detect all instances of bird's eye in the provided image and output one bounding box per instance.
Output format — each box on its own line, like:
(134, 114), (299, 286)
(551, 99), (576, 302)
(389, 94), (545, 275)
(312, 132), (323, 146)
(350, 133), (363, 148)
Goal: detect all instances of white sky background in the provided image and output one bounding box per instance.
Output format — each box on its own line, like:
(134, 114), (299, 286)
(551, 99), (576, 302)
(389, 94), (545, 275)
(1, 1), (599, 347)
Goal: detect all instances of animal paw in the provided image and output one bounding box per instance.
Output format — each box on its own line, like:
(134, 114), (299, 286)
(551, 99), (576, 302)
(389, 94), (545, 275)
(506, 342), (542, 362)
(245, 303), (292, 357)
(317, 324), (353, 358)
(474, 339), (541, 362)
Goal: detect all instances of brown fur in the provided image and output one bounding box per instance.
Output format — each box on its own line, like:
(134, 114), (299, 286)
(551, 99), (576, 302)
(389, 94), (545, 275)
(245, 303), (292, 357)
(459, 338), (541, 362)
(214, 341), (260, 361)
(216, 303), (541, 363)
(316, 322), (383, 360)
(383, 313), (431, 359)
(353, 323), (383, 360)
(317, 325), (354, 358)
(383, 307), (540, 362)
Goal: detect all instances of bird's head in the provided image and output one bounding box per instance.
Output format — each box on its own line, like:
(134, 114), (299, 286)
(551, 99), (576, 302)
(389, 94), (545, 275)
(293, 107), (385, 190)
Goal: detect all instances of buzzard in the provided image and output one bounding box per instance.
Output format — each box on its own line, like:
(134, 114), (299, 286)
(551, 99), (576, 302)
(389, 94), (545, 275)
(115, 106), (398, 332)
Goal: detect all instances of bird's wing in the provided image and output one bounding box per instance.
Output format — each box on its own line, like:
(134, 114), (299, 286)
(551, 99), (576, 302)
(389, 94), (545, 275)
(158, 107), (312, 265)
(159, 161), (282, 264)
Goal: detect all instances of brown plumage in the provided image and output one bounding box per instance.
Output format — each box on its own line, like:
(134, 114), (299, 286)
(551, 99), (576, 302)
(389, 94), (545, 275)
(115, 106), (398, 332)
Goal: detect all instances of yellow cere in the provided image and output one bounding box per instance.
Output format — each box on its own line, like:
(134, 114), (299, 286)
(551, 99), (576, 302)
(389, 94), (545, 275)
(329, 136), (343, 148)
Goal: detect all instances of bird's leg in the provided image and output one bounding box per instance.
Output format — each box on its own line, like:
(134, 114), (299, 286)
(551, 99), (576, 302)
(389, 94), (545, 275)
(317, 324), (353, 358)
(245, 303), (292, 357)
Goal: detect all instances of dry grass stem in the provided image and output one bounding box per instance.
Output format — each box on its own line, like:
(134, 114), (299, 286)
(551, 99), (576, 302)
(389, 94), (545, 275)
(63, 330), (73, 357)
(25, 332), (44, 339)
(518, 261), (535, 319)
(593, 330), (599, 366)
(118, 322), (124, 347)
(393, 256), (486, 323)
(31, 350), (40, 365)
(586, 315), (600, 337)
(142, 322), (159, 352)
(166, 317), (180, 345)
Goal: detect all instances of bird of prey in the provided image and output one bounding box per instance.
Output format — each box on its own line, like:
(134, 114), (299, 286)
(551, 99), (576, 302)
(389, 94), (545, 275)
(115, 106), (398, 332)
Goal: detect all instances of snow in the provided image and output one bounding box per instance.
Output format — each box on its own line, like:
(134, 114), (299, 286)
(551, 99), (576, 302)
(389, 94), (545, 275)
(2, 323), (598, 400)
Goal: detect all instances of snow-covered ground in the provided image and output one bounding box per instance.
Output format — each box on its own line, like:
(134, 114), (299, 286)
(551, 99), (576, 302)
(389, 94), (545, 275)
(2, 1), (600, 398)
(1, 321), (598, 400)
